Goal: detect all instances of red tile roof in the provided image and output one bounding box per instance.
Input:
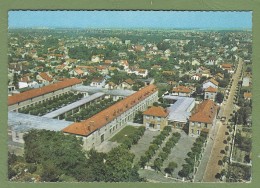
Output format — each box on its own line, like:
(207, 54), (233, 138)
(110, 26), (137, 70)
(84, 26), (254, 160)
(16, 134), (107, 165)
(244, 92), (252, 99)
(221, 64), (233, 69)
(39, 72), (52, 82)
(190, 100), (218, 124)
(143, 106), (168, 117)
(172, 86), (192, 93)
(8, 78), (82, 106)
(205, 86), (218, 93)
(63, 84), (158, 136)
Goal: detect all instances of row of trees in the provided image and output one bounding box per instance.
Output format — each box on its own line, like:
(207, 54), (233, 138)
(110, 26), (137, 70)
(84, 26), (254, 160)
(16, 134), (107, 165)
(121, 126), (146, 149)
(65, 97), (116, 122)
(153, 132), (181, 172)
(9, 130), (143, 182)
(18, 93), (83, 116)
(178, 132), (208, 179)
(138, 126), (172, 169)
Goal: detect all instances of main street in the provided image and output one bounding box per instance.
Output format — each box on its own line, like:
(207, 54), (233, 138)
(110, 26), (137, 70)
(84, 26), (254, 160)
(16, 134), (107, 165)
(202, 58), (243, 182)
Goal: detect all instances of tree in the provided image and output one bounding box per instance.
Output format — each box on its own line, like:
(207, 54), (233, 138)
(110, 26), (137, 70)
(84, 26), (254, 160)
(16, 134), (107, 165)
(105, 146), (140, 182)
(165, 162), (178, 175)
(133, 111), (143, 124)
(23, 130), (88, 180)
(139, 155), (148, 169)
(153, 158), (163, 172)
(215, 92), (224, 103)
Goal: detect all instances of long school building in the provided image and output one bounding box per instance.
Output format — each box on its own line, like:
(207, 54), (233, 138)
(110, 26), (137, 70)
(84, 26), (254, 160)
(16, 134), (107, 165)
(8, 78), (82, 112)
(63, 84), (158, 150)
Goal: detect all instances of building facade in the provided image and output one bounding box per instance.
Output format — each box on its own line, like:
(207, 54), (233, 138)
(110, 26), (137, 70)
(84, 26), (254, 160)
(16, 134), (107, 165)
(143, 106), (168, 130)
(63, 84), (158, 150)
(8, 78), (82, 112)
(189, 100), (218, 137)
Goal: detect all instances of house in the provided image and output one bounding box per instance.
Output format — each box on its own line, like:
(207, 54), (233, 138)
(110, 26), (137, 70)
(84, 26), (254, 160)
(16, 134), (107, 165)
(96, 66), (109, 75)
(204, 86), (218, 101)
(136, 69), (148, 77)
(172, 86), (192, 97)
(191, 74), (202, 81)
(204, 58), (215, 66)
(244, 92), (252, 100)
(215, 73), (224, 80)
(119, 60), (129, 71)
(191, 59), (200, 66)
(104, 60), (113, 65)
(221, 63), (234, 73)
(203, 78), (219, 90)
(196, 66), (211, 78)
(36, 72), (53, 84)
(120, 79), (135, 90)
(104, 82), (118, 90)
(143, 106), (169, 130)
(242, 77), (250, 87)
(90, 77), (106, 88)
(189, 100), (218, 137)
(91, 55), (101, 63)
(69, 68), (85, 77)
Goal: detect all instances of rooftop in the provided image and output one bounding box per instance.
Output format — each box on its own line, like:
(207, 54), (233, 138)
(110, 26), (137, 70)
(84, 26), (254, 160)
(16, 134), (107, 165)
(143, 106), (168, 117)
(205, 86), (218, 93)
(189, 100), (218, 124)
(172, 85), (192, 93)
(71, 85), (135, 97)
(8, 78), (82, 106)
(164, 96), (195, 123)
(9, 112), (73, 133)
(63, 84), (157, 136)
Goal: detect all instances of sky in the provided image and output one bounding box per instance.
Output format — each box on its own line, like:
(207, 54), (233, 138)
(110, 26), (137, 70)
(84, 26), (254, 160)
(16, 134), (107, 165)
(8, 11), (252, 29)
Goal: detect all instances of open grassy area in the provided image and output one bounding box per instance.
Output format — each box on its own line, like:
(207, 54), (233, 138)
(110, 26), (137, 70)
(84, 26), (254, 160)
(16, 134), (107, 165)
(109, 126), (138, 143)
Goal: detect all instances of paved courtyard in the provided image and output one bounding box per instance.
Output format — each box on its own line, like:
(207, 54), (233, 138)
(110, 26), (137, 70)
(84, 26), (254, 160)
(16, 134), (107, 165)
(131, 129), (160, 164)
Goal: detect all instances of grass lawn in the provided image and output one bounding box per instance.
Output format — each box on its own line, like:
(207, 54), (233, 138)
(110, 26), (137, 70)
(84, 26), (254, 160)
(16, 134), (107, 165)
(109, 126), (138, 143)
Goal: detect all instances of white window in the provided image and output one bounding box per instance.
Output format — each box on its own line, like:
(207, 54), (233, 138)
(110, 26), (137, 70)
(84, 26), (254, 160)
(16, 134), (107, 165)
(156, 117), (161, 121)
(146, 116), (149, 120)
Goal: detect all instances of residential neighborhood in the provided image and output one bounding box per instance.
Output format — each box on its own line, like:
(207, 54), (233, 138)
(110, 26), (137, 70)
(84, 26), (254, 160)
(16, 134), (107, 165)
(7, 12), (252, 183)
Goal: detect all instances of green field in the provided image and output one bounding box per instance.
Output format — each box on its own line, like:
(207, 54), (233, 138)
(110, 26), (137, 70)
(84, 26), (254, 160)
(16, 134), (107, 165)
(110, 126), (138, 143)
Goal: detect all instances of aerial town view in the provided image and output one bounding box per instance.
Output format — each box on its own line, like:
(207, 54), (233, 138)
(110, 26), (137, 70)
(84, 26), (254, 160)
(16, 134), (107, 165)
(7, 11), (252, 183)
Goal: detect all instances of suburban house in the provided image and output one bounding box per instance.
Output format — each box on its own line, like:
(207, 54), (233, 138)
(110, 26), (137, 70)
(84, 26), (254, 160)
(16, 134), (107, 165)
(36, 72), (53, 84)
(143, 106), (169, 130)
(204, 86), (218, 101)
(172, 85), (192, 97)
(90, 77), (106, 88)
(69, 68), (85, 77)
(244, 92), (252, 100)
(242, 77), (250, 87)
(120, 78), (135, 90)
(189, 100), (218, 137)
(221, 63), (234, 73)
(215, 73), (224, 80)
(203, 78), (219, 90)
